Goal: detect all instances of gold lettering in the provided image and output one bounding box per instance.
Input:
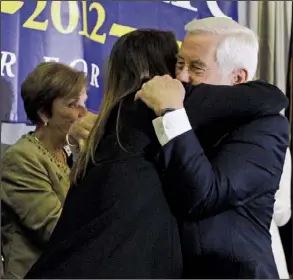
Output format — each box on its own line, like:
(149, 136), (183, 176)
(79, 1), (90, 38)
(1, 1), (24, 14)
(51, 1), (79, 34)
(109, 23), (135, 37)
(22, 1), (48, 31)
(79, 1), (107, 44)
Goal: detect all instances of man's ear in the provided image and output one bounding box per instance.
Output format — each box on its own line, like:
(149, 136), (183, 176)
(232, 68), (248, 85)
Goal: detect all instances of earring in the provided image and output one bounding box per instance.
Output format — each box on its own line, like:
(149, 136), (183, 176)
(44, 122), (48, 126)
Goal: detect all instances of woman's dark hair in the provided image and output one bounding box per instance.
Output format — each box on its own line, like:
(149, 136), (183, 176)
(71, 29), (179, 182)
(21, 62), (86, 124)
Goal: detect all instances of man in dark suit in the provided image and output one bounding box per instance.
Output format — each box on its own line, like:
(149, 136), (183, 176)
(135, 78), (289, 279)
(135, 17), (290, 278)
(67, 17), (290, 278)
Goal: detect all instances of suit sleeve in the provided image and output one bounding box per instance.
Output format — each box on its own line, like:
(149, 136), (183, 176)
(158, 113), (289, 220)
(1, 148), (63, 245)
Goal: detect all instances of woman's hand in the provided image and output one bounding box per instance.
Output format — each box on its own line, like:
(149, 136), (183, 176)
(68, 111), (97, 150)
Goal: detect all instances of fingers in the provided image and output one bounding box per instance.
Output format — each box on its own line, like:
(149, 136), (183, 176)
(79, 121), (93, 131)
(163, 74), (172, 80)
(134, 90), (153, 110)
(68, 124), (90, 140)
(134, 90), (143, 101)
(135, 81), (148, 101)
(78, 139), (86, 151)
(142, 75), (172, 87)
(135, 89), (150, 104)
(153, 74), (171, 80)
(135, 74), (174, 101)
(86, 111), (98, 122)
(79, 129), (90, 140)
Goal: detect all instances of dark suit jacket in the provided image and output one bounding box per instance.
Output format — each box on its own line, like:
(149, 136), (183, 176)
(163, 81), (289, 278)
(26, 81), (288, 279)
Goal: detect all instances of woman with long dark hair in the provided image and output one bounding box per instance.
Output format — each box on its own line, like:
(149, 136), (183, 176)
(25, 29), (183, 279)
(26, 28), (289, 279)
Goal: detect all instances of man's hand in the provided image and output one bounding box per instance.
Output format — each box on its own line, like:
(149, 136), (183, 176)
(68, 111), (97, 149)
(135, 75), (185, 116)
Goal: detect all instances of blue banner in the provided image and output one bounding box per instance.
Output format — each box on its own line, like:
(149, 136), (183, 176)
(1, 1), (238, 122)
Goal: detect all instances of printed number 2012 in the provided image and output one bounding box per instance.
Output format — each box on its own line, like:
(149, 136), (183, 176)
(22, 1), (107, 44)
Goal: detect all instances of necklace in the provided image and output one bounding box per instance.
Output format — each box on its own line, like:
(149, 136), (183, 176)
(31, 134), (67, 165)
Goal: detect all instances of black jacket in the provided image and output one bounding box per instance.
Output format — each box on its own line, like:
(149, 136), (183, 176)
(26, 81), (289, 279)
(25, 94), (182, 279)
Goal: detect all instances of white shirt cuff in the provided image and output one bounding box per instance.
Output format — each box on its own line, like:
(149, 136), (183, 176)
(152, 108), (192, 146)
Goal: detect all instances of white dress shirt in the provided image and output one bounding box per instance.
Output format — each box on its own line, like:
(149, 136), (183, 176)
(152, 108), (191, 146)
(270, 148), (291, 279)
